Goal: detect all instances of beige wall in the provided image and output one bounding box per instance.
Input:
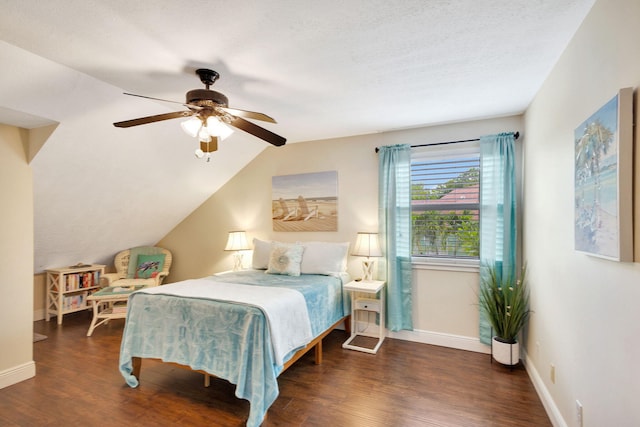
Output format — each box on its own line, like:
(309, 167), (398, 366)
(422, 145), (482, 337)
(523, 0), (640, 425)
(33, 273), (45, 320)
(159, 114), (523, 353)
(0, 124), (35, 388)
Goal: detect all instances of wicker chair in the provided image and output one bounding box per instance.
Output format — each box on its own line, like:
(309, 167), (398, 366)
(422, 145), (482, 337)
(100, 247), (172, 288)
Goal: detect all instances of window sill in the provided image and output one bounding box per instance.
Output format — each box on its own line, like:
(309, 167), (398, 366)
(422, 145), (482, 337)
(411, 257), (479, 273)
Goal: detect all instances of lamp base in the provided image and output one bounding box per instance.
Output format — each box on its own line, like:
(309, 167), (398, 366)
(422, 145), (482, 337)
(362, 259), (376, 281)
(232, 252), (244, 271)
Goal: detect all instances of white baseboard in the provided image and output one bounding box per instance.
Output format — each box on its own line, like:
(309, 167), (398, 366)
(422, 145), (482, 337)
(387, 328), (491, 354)
(0, 361), (36, 390)
(521, 348), (567, 427)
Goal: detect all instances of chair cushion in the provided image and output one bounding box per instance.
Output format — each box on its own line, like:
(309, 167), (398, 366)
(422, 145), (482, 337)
(107, 278), (157, 288)
(127, 246), (166, 278)
(134, 254), (166, 279)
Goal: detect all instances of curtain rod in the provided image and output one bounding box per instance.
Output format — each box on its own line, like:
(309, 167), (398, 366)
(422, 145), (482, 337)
(374, 131), (519, 153)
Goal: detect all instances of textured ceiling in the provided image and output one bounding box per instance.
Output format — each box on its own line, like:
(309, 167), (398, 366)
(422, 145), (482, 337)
(0, 0), (596, 271)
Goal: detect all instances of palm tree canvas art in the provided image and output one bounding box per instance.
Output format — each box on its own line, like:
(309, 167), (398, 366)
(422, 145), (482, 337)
(574, 88), (633, 261)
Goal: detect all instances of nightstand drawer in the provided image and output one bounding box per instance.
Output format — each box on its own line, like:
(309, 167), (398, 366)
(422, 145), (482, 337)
(355, 298), (380, 312)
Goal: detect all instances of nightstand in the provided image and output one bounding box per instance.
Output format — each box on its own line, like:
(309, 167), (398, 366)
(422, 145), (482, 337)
(342, 279), (386, 354)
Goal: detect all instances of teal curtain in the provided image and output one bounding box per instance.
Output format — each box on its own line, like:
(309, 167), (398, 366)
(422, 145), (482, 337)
(378, 144), (413, 331)
(479, 132), (517, 344)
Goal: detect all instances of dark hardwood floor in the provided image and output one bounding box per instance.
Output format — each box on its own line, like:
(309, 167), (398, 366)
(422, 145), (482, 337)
(1, 312), (551, 426)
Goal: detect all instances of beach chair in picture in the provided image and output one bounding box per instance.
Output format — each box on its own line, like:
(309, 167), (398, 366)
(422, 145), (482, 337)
(283, 196), (319, 222)
(273, 198), (292, 220)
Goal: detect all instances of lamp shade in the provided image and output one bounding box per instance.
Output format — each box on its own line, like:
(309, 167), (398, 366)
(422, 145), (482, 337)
(180, 117), (203, 137)
(351, 232), (382, 257)
(225, 231), (250, 251)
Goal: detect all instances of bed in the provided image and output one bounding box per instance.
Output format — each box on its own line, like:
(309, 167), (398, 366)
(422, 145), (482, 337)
(119, 240), (351, 427)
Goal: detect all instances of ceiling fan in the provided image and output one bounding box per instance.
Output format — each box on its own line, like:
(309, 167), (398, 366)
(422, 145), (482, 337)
(113, 68), (286, 160)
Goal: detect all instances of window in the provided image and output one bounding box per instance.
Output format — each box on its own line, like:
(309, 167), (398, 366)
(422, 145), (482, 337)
(411, 141), (480, 261)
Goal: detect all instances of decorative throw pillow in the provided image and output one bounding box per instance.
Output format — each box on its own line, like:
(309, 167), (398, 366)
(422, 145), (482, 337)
(252, 238), (272, 270)
(126, 246), (165, 278)
(135, 254), (165, 279)
(298, 241), (350, 275)
(266, 243), (305, 276)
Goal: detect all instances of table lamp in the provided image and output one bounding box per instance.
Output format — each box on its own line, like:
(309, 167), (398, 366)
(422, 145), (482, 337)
(352, 232), (382, 281)
(224, 231), (250, 271)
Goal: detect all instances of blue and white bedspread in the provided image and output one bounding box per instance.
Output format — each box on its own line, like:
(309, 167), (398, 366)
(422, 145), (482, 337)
(119, 270), (347, 427)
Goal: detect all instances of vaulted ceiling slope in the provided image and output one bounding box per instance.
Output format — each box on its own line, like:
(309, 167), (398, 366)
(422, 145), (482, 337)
(0, 1), (595, 272)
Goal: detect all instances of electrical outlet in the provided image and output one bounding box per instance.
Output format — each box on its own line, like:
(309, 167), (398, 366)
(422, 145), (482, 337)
(550, 364), (555, 384)
(576, 400), (583, 427)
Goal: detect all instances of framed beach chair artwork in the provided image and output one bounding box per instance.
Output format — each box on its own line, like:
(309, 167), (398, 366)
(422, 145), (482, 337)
(272, 171), (337, 232)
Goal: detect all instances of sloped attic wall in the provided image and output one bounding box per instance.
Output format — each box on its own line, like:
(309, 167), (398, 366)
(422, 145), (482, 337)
(0, 41), (267, 273)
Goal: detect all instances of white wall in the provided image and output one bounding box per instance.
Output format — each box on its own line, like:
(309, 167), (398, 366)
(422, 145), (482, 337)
(523, 0), (640, 425)
(159, 114), (523, 354)
(0, 124), (35, 388)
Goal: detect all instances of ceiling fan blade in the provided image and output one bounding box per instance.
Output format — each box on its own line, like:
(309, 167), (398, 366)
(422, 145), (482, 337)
(113, 111), (194, 128)
(218, 107), (276, 123)
(123, 93), (204, 110)
(228, 116), (286, 146)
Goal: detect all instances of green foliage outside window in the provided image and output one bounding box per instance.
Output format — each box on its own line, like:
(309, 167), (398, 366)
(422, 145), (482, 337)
(411, 167), (479, 258)
(412, 210), (478, 257)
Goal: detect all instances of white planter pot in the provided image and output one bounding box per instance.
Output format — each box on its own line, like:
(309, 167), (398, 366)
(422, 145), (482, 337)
(492, 337), (520, 365)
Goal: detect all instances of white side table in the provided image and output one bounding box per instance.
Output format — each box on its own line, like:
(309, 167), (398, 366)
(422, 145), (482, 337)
(342, 279), (386, 354)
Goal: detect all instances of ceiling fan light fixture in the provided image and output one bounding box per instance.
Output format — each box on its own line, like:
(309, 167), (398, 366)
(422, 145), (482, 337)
(194, 137), (218, 161)
(206, 116), (234, 140)
(199, 125), (215, 142)
(180, 117), (203, 137)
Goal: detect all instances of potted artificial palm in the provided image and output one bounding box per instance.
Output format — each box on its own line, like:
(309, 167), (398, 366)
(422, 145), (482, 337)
(479, 263), (531, 365)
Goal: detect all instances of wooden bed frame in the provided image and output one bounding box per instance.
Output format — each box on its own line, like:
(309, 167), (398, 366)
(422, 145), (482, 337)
(130, 315), (351, 387)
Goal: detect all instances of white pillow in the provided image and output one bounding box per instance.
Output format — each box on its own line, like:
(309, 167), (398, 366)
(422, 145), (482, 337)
(298, 241), (350, 275)
(266, 242), (305, 276)
(252, 238), (272, 269)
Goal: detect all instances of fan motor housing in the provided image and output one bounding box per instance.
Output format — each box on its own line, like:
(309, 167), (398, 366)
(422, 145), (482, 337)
(186, 89), (228, 107)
